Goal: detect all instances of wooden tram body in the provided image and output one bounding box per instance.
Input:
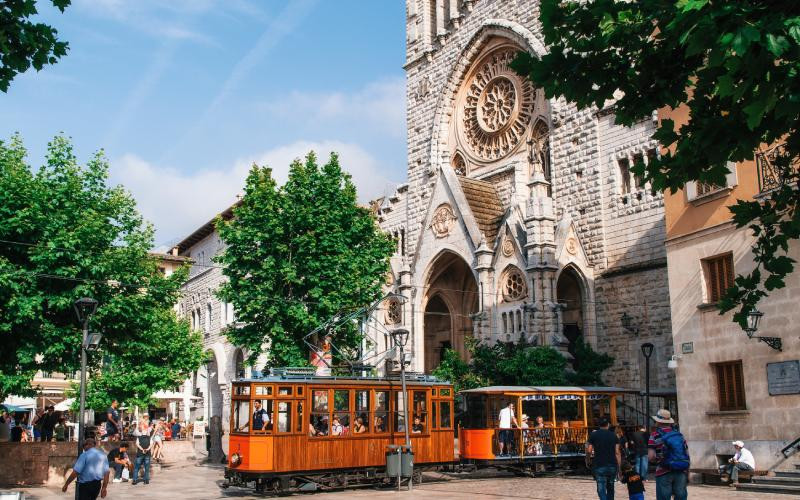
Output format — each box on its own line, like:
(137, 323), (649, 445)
(223, 372), (455, 492)
(224, 377), (635, 493)
(459, 386), (638, 467)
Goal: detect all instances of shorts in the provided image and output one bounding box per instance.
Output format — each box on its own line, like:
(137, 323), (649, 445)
(499, 429), (514, 444)
(105, 424), (118, 436)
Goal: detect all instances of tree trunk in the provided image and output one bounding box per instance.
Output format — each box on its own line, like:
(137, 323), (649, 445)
(208, 415), (225, 464)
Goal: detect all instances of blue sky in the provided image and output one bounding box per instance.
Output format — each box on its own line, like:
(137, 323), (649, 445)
(1, 0), (407, 247)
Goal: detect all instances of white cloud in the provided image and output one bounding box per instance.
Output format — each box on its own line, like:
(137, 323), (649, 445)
(111, 140), (398, 247)
(259, 78), (406, 139)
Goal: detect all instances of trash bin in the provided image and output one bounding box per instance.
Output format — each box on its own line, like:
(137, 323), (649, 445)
(386, 449), (400, 477)
(401, 450), (414, 478)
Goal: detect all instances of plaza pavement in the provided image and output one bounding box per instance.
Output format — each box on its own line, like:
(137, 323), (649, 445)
(13, 462), (792, 499)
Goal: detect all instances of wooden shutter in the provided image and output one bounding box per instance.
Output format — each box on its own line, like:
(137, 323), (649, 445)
(715, 361), (746, 411)
(705, 253), (734, 303)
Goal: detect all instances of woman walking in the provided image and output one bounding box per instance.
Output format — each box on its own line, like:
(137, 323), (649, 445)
(152, 419), (165, 463)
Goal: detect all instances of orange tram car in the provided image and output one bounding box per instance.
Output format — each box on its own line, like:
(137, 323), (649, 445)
(223, 371), (636, 494)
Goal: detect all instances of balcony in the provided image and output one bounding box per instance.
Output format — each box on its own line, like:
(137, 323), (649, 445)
(757, 142), (799, 194)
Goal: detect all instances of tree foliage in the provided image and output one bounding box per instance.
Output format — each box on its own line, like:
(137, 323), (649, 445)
(512, 1), (800, 326)
(432, 338), (614, 393)
(216, 152), (395, 368)
(1, 0), (71, 92)
(0, 135), (205, 407)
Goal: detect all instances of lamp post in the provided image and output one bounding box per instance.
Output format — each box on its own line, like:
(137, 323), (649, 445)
(390, 327), (411, 490)
(73, 297), (98, 466)
(743, 308), (782, 351)
(640, 343), (654, 429)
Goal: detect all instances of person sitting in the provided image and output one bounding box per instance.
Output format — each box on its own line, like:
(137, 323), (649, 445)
(520, 414), (530, 429)
(374, 416), (386, 432)
(107, 442), (132, 483)
(411, 416), (423, 434)
(353, 417), (367, 434)
(719, 440), (755, 484)
(308, 422), (318, 437)
(331, 417), (344, 436)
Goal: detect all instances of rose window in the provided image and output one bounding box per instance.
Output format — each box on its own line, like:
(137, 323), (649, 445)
(502, 268), (527, 302)
(479, 77), (516, 132)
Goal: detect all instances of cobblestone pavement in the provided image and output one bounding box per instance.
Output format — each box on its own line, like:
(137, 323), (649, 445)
(14, 463), (791, 500)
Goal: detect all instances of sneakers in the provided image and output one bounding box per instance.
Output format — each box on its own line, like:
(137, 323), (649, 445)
(144, 480), (150, 484)
(131, 480), (138, 485)
(112, 478), (122, 483)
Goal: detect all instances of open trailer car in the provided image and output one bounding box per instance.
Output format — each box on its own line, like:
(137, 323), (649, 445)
(223, 370), (455, 493)
(458, 385), (639, 470)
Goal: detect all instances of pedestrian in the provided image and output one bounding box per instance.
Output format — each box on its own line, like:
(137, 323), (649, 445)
(615, 426), (629, 460)
(32, 408), (44, 441)
(648, 409), (689, 500)
(586, 417), (621, 500)
(497, 401), (518, 457)
(171, 419), (182, 441)
(10, 413), (23, 442)
(107, 441), (133, 483)
(61, 437), (110, 500)
(55, 416), (67, 441)
(105, 400), (121, 442)
(41, 405), (57, 442)
(630, 425), (649, 481)
(0, 411), (10, 442)
(719, 440), (755, 485)
(620, 461), (645, 500)
(152, 419), (164, 463)
(132, 419), (153, 485)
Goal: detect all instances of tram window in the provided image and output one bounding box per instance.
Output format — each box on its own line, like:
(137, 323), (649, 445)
(296, 402), (304, 433)
(233, 400), (250, 433)
(354, 390), (369, 434)
(375, 391), (388, 412)
(394, 392), (406, 433)
(234, 385), (250, 396)
(333, 390), (350, 412)
(312, 390), (329, 412)
(296, 386), (303, 396)
(332, 413), (349, 436)
(278, 386), (292, 396)
(373, 413), (388, 433)
(431, 389), (436, 396)
(439, 401), (452, 428)
(310, 413), (329, 437)
(255, 385), (272, 396)
(412, 391), (427, 433)
(252, 400), (272, 433)
(277, 401), (292, 432)
(439, 388), (451, 397)
(431, 399), (438, 430)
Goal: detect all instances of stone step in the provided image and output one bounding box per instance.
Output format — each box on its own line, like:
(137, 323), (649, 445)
(753, 475), (800, 486)
(774, 470), (800, 479)
(735, 482), (800, 495)
(795, 463), (800, 471)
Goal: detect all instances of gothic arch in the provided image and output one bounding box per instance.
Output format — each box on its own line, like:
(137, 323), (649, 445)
(556, 265), (588, 345)
(428, 20), (549, 172)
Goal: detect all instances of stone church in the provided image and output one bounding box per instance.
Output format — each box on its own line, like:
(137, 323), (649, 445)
(372, 0), (675, 393)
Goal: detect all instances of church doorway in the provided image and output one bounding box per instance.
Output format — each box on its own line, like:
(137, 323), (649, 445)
(557, 267), (585, 353)
(423, 252), (479, 373)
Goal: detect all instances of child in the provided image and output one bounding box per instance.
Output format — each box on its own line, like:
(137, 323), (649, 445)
(620, 461), (645, 500)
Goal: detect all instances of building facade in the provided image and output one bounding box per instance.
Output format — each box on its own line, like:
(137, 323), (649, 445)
(663, 104), (800, 470)
(371, 0), (675, 397)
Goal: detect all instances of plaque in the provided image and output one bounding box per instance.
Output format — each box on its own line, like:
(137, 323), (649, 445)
(681, 342), (694, 354)
(767, 360), (800, 396)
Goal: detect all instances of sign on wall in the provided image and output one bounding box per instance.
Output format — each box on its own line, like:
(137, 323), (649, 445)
(767, 360), (800, 396)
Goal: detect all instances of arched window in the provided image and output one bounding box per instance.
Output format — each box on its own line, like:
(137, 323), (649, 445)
(501, 267), (528, 302)
(385, 299), (402, 325)
(452, 151), (467, 176)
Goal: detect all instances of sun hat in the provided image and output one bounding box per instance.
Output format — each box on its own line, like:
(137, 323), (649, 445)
(651, 409), (675, 424)
(522, 414), (529, 420)
(732, 440), (744, 448)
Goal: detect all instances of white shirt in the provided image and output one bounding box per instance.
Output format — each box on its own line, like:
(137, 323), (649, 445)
(499, 407), (513, 429)
(735, 447), (755, 469)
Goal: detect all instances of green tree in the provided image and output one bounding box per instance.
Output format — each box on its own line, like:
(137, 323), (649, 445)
(216, 152), (395, 367)
(512, 1), (800, 326)
(1, 0), (71, 92)
(0, 134), (204, 406)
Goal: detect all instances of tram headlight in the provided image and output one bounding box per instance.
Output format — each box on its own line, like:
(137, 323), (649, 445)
(230, 453), (241, 466)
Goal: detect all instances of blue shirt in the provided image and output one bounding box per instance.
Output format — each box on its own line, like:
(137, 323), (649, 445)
(73, 447), (109, 483)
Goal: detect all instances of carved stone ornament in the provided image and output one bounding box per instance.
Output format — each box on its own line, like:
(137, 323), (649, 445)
(385, 299), (402, 325)
(430, 204), (457, 238)
(566, 237), (578, 255)
(459, 47), (535, 161)
(501, 234), (514, 257)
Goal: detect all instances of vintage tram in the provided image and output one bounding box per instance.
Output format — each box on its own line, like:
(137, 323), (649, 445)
(223, 369), (455, 493)
(223, 371), (637, 493)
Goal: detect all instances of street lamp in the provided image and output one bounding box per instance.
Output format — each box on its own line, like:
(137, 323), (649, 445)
(389, 327), (411, 490)
(73, 297), (98, 471)
(640, 342), (654, 429)
(743, 308), (782, 351)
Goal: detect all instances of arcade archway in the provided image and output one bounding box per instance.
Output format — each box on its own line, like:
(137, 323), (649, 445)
(423, 252), (479, 373)
(557, 266), (585, 353)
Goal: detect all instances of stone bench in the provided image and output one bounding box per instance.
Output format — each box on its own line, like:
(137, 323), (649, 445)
(690, 467), (768, 485)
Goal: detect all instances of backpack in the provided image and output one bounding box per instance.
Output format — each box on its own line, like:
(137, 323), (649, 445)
(656, 428), (690, 471)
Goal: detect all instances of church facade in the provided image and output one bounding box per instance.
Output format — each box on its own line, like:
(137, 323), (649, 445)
(372, 0), (675, 393)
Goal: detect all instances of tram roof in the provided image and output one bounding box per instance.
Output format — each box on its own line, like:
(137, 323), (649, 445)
(233, 372), (451, 386)
(459, 385), (639, 395)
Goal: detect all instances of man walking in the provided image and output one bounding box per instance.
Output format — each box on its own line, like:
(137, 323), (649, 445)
(105, 400), (121, 442)
(648, 409), (689, 500)
(586, 417), (621, 500)
(62, 438), (109, 500)
(719, 440), (755, 485)
(497, 401), (518, 457)
(630, 425), (650, 481)
(41, 405), (56, 442)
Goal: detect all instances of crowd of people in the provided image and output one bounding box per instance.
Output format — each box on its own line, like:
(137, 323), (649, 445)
(0, 406), (70, 442)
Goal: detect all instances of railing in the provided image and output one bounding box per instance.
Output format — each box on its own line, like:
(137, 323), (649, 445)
(781, 434), (800, 458)
(491, 427), (588, 457)
(757, 142), (799, 194)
